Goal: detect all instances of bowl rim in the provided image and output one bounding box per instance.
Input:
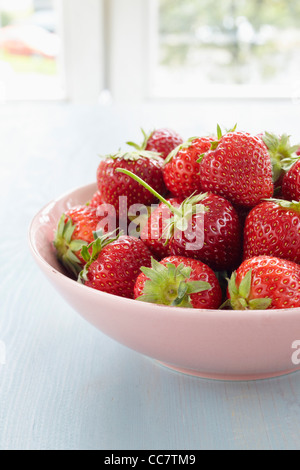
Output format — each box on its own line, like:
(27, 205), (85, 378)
(28, 182), (300, 319)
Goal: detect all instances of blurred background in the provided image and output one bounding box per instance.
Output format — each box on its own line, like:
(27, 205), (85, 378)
(0, 0), (300, 103)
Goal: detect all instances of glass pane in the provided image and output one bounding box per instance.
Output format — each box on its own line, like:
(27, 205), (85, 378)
(153, 0), (300, 98)
(0, 0), (64, 100)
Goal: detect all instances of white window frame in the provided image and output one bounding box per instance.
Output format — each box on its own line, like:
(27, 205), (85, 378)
(104, 0), (154, 103)
(58, 0), (154, 103)
(57, 0), (105, 103)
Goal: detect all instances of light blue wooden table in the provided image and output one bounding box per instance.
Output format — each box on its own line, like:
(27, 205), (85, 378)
(1, 100), (300, 450)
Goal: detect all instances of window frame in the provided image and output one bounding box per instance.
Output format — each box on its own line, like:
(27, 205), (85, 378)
(147, 0), (300, 102)
(56, 0), (105, 103)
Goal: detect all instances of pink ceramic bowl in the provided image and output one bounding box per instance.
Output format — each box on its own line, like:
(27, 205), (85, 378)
(29, 183), (300, 381)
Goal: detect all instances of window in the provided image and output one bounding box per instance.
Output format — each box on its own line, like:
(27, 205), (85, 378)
(0, 0), (64, 100)
(151, 0), (300, 98)
(0, 0), (105, 103)
(1, 0), (299, 103)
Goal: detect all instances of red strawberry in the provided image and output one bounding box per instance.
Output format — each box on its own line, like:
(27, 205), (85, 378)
(282, 159), (300, 201)
(243, 199), (300, 264)
(140, 197), (182, 260)
(87, 190), (117, 234)
(127, 128), (184, 160)
(116, 169), (242, 272)
(169, 192), (242, 272)
(89, 190), (104, 209)
(54, 205), (106, 276)
(79, 234), (152, 299)
(163, 136), (214, 199)
(226, 256), (300, 310)
(199, 127), (274, 208)
(297, 147), (300, 156)
(97, 151), (166, 219)
(134, 256), (222, 309)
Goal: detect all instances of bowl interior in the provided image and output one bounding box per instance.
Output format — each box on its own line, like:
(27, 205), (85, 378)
(30, 182), (97, 276)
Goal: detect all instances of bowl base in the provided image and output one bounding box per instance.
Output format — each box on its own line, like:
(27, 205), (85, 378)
(157, 361), (300, 382)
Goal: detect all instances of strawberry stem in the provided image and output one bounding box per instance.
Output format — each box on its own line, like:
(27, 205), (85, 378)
(126, 128), (153, 151)
(116, 168), (182, 217)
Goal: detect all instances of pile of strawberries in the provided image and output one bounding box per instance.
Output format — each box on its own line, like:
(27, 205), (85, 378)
(54, 126), (300, 311)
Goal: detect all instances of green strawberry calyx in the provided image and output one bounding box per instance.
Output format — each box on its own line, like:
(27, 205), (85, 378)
(137, 258), (211, 308)
(115, 168), (209, 244)
(225, 270), (272, 310)
(164, 136), (199, 165)
(78, 230), (121, 284)
(262, 132), (300, 183)
(126, 128), (155, 151)
(264, 198), (300, 213)
(280, 154), (300, 173)
(209, 123), (226, 151)
(197, 123), (237, 163)
(54, 214), (89, 277)
(102, 150), (163, 162)
(162, 193), (209, 245)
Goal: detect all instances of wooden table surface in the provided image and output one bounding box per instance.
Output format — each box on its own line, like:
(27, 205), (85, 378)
(1, 100), (300, 450)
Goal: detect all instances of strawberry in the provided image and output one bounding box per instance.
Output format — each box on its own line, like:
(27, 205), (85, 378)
(163, 136), (214, 199)
(134, 256), (222, 309)
(260, 132), (300, 186)
(79, 233), (152, 299)
(243, 199), (300, 264)
(54, 205), (106, 276)
(116, 169), (242, 272)
(87, 190), (117, 234)
(140, 197), (182, 260)
(89, 190), (104, 209)
(225, 256), (300, 310)
(282, 159), (300, 201)
(169, 192), (242, 272)
(127, 128), (184, 160)
(97, 151), (166, 219)
(199, 127), (274, 208)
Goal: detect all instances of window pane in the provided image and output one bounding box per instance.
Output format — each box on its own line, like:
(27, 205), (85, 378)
(153, 0), (300, 98)
(0, 0), (64, 100)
